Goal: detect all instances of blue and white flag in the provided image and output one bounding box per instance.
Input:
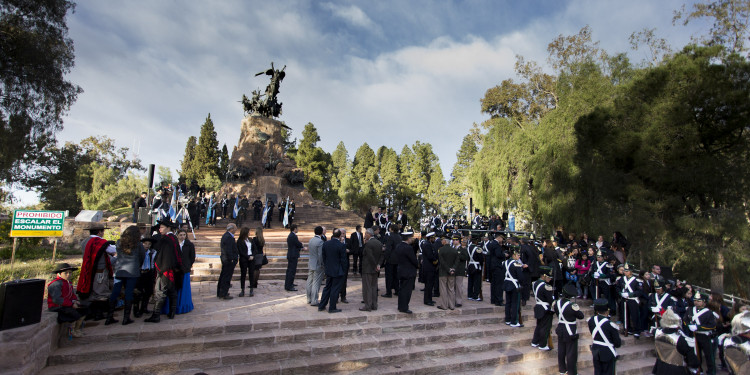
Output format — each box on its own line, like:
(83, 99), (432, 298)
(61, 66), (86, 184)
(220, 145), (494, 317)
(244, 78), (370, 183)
(205, 195), (214, 225)
(232, 197), (239, 219)
(168, 188), (177, 220)
(283, 196), (290, 228)
(261, 201), (269, 226)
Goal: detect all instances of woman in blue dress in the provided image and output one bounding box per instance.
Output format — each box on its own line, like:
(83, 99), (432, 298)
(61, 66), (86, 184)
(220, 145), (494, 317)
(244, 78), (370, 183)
(163, 229), (195, 314)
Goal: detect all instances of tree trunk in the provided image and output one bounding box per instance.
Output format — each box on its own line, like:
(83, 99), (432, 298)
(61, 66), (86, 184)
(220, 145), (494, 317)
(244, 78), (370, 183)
(710, 247), (724, 294)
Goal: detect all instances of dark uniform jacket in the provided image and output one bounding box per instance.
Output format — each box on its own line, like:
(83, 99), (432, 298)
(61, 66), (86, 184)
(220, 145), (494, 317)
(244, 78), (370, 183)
(502, 258), (524, 291)
(553, 297), (585, 339)
(588, 314), (622, 362)
(532, 279), (554, 319)
(384, 232), (400, 265)
(395, 242), (418, 279)
(455, 246), (469, 277)
(420, 239), (438, 274)
(521, 243), (541, 278)
(322, 238), (347, 278)
(485, 239), (502, 270)
(286, 232), (303, 259)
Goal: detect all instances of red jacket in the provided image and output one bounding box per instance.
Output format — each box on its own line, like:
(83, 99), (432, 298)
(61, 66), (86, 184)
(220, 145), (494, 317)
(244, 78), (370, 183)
(47, 276), (78, 309)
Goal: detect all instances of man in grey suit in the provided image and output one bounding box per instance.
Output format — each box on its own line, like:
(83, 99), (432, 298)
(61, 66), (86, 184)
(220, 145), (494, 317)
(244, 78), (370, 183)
(360, 228), (383, 311)
(306, 226), (325, 306)
(317, 229), (347, 313)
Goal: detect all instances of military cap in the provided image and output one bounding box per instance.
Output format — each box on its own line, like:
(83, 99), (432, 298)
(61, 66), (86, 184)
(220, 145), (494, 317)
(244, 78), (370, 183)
(539, 266), (553, 277)
(594, 298), (609, 312)
(563, 284), (577, 298)
(693, 290), (707, 302)
(622, 263), (633, 272)
(653, 280), (663, 289)
(451, 233), (462, 241)
(425, 232), (436, 238)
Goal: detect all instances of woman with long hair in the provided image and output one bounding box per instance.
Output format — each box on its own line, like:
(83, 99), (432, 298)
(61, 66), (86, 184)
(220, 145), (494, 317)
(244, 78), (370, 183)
(251, 226), (266, 289)
(107, 225), (144, 326)
(237, 227), (254, 297)
(575, 252), (591, 298)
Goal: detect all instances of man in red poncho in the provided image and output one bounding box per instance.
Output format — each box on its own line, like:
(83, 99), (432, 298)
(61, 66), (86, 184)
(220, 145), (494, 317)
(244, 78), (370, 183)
(145, 218), (183, 323)
(76, 223), (117, 320)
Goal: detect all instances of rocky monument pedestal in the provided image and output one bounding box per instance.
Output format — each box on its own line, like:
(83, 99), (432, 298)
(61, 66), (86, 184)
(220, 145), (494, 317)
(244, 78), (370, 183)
(220, 115), (315, 204)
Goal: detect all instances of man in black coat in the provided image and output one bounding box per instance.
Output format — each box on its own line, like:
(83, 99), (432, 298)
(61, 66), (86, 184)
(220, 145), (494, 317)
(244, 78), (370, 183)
(132, 192), (147, 223)
(364, 208), (374, 229)
(395, 229), (418, 314)
(588, 298), (622, 375)
(396, 209), (408, 232)
(216, 223), (238, 300)
(145, 218), (183, 323)
(420, 232), (437, 306)
(252, 197), (262, 220)
(349, 225), (364, 275)
(285, 224), (303, 291)
(520, 238), (540, 303)
(486, 232), (506, 306)
(381, 224), (400, 298)
(318, 229), (348, 313)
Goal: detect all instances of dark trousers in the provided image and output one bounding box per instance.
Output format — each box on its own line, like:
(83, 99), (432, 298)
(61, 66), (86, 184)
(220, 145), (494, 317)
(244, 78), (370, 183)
(384, 264), (399, 295)
(433, 272), (440, 296)
(239, 257), (252, 291)
(217, 259), (237, 297)
(504, 288), (520, 324)
(154, 274), (177, 311)
(695, 334), (717, 375)
(318, 275), (344, 311)
(522, 274), (535, 301)
(339, 274), (348, 300)
(467, 271), (482, 299)
(53, 306), (88, 323)
(110, 276), (138, 303)
(423, 271), (435, 303)
(592, 349), (616, 375)
(285, 257), (298, 290)
(557, 336), (579, 375)
(135, 270), (155, 312)
(398, 277), (415, 312)
(222, 206), (228, 218)
(490, 268), (504, 305)
(253, 208), (261, 220)
(531, 313), (553, 347)
(623, 299), (640, 333)
(351, 254), (362, 273)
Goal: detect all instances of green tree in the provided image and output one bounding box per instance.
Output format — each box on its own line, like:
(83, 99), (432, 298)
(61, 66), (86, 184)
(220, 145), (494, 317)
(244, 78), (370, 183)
(219, 144), (229, 181)
(446, 134), (478, 214)
(0, 0), (82, 187)
(157, 166), (172, 186)
(77, 164), (147, 211)
(280, 125), (297, 159)
(674, 0), (750, 56)
(377, 147), (400, 208)
(27, 136), (143, 215)
(329, 141), (349, 207)
(193, 114), (220, 180)
(180, 136), (197, 181)
(295, 123), (332, 202)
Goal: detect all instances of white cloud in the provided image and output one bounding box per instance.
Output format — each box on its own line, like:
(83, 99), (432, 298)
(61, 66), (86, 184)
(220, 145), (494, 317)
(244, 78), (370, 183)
(9, 0), (708, 207)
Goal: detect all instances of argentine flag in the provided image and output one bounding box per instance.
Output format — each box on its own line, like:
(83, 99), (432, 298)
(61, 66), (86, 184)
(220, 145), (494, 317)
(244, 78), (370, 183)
(168, 188), (177, 220)
(205, 195), (214, 225)
(261, 202), (269, 226)
(232, 197), (239, 219)
(283, 196), (290, 228)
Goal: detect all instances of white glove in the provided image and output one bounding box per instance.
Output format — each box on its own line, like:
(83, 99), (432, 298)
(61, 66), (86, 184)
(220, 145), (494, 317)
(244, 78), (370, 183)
(689, 324), (698, 332)
(651, 307), (660, 313)
(594, 272), (600, 278)
(621, 292), (629, 298)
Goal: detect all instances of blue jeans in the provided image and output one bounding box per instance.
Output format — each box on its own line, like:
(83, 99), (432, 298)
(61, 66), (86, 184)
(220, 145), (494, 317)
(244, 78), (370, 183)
(110, 277), (138, 302)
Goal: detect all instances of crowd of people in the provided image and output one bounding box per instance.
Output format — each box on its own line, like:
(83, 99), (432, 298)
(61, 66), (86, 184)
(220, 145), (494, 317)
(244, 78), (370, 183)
(46, 203), (750, 374)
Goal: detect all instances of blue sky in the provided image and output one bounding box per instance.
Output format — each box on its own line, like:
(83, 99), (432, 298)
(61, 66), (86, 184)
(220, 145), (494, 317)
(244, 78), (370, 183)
(15, 0), (707, 204)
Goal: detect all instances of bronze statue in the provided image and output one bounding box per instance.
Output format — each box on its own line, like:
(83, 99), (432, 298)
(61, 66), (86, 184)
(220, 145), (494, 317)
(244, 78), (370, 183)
(242, 62), (286, 118)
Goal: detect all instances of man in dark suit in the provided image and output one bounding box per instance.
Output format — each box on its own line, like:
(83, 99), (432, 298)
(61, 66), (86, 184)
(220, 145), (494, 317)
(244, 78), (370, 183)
(396, 209), (408, 232)
(420, 232), (438, 306)
(349, 225), (364, 275)
(521, 238), (540, 304)
(381, 224), (400, 298)
(486, 232), (505, 306)
(395, 229), (418, 313)
(217, 223), (238, 300)
(285, 224), (303, 291)
(318, 229), (348, 313)
(338, 228), (350, 303)
(364, 208), (374, 229)
(360, 228), (383, 311)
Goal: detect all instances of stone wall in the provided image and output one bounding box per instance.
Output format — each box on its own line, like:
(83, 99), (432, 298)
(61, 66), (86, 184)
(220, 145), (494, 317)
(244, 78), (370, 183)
(0, 310), (61, 375)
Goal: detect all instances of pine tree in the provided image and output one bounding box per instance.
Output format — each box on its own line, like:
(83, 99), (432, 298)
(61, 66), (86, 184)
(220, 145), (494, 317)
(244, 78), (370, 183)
(180, 136), (197, 181)
(446, 134), (478, 213)
(296, 123), (332, 202)
(329, 141), (349, 206)
(377, 147), (400, 208)
(219, 144), (229, 181)
(193, 114), (220, 181)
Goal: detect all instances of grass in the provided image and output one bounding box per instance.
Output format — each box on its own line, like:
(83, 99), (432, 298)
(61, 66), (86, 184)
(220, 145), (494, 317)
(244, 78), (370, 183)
(0, 256), (81, 284)
(110, 206), (131, 215)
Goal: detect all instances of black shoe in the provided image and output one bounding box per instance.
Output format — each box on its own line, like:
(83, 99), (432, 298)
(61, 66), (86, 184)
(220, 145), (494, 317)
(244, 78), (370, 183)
(239, 290), (245, 297)
(437, 306), (447, 310)
(340, 299), (349, 304)
(329, 309), (342, 313)
(122, 303), (134, 326)
(222, 295), (233, 300)
(381, 294), (392, 298)
(424, 301), (436, 306)
(286, 288), (298, 292)
(400, 309), (413, 314)
(456, 304), (462, 307)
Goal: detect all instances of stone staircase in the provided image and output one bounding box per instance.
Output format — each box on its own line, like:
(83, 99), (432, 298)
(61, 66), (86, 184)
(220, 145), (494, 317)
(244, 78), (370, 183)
(39, 299), (656, 375)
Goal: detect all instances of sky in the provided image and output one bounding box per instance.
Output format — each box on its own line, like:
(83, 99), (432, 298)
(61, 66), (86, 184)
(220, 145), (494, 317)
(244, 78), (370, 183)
(14, 0), (708, 205)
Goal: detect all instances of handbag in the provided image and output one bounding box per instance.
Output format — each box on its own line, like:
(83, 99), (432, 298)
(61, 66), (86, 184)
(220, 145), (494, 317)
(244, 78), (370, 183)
(261, 254), (269, 266)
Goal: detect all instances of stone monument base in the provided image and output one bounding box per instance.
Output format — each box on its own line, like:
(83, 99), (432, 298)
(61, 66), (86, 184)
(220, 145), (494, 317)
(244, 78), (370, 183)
(219, 177), (316, 204)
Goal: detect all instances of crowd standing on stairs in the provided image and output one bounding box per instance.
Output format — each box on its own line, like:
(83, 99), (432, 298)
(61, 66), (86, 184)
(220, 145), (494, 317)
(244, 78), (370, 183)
(44, 202), (750, 375)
